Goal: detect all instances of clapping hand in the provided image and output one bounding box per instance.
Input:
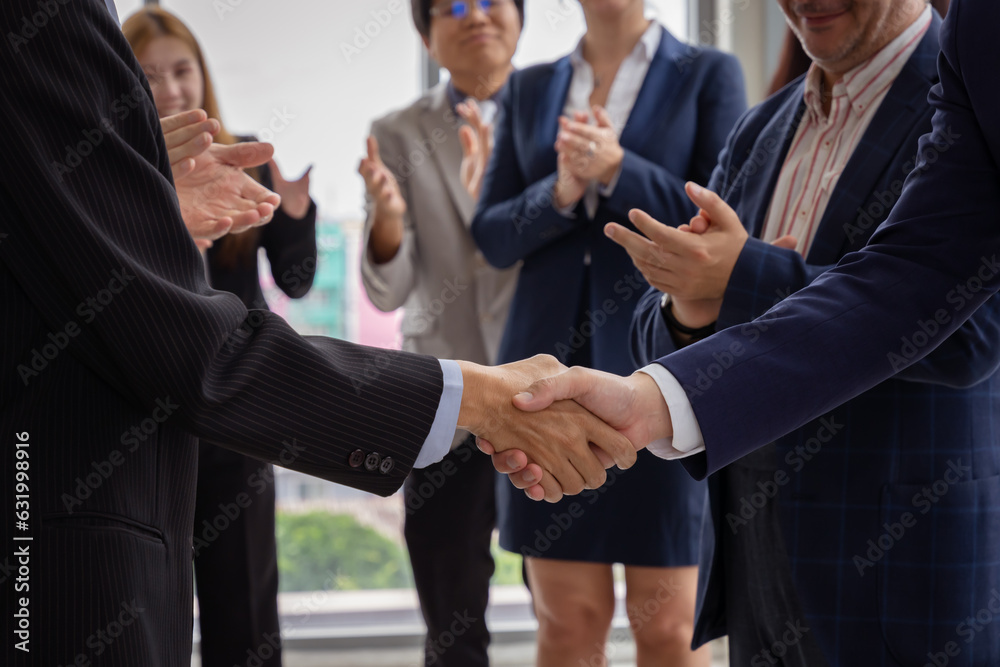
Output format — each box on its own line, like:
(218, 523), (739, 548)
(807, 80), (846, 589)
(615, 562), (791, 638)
(457, 99), (493, 202)
(164, 110), (280, 247)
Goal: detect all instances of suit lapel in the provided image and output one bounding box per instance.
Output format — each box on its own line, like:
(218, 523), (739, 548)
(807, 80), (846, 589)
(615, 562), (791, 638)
(737, 90), (807, 241)
(418, 86), (475, 226)
(618, 27), (685, 152)
(524, 57), (573, 184)
(806, 17), (941, 264)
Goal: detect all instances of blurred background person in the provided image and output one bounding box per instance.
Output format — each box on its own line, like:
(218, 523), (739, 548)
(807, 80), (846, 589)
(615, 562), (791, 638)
(358, 1), (523, 664)
(123, 8), (318, 667)
(471, 0), (745, 664)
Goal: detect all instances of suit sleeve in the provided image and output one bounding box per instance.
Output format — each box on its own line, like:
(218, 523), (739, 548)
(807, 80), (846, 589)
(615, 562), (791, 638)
(722, 239), (1000, 389)
(0, 0), (443, 497)
(656, 0), (1000, 480)
(471, 76), (582, 269)
(603, 53), (747, 222)
(359, 121), (420, 312)
(258, 162), (318, 299)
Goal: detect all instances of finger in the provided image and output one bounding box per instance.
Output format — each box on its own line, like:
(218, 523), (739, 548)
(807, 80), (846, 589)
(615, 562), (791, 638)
(593, 105), (614, 129)
(476, 436), (495, 455)
(688, 215), (710, 235)
(267, 158), (284, 184)
(167, 130), (212, 166)
(524, 484), (547, 502)
(626, 209), (678, 245)
(163, 119), (217, 150)
(194, 238), (213, 251)
(367, 135), (383, 166)
(685, 182), (741, 231)
(173, 157), (196, 179)
(590, 443), (615, 469)
(513, 367), (589, 413)
(505, 462), (543, 488)
(459, 125), (477, 160)
(215, 141), (275, 170)
(160, 109), (207, 135)
(572, 110), (590, 124)
(561, 120), (604, 142)
(580, 412), (637, 472)
(604, 222), (659, 258)
(532, 470), (565, 503)
(491, 449), (529, 474)
(771, 235), (799, 250)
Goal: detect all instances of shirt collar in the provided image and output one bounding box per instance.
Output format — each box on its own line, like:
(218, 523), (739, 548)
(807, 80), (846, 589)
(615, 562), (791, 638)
(802, 6), (931, 122)
(569, 20), (662, 70)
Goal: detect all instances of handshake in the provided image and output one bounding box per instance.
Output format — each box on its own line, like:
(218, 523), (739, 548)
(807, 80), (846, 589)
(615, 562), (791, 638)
(163, 109), (705, 504)
(454, 356), (674, 503)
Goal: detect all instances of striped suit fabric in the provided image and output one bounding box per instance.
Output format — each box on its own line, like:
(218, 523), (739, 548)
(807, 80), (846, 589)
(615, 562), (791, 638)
(0, 1), (444, 664)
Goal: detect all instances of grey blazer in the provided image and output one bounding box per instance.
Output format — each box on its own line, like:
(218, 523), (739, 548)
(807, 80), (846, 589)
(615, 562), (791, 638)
(362, 83), (519, 386)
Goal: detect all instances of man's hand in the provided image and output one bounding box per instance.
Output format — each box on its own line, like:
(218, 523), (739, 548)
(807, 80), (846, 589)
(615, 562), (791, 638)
(480, 366), (672, 501)
(358, 135), (406, 263)
(162, 109), (218, 180)
(457, 355), (637, 503)
(268, 158), (312, 220)
(605, 183), (748, 304)
(457, 100), (493, 202)
(175, 141), (281, 243)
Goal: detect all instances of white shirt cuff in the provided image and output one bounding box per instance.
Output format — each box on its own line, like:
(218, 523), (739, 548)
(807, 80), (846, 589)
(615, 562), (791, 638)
(413, 359), (464, 468)
(636, 364), (706, 460)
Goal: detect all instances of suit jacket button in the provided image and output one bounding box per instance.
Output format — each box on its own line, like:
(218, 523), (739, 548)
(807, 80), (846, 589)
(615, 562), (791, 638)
(364, 452), (381, 471)
(379, 457), (394, 474)
(349, 449), (365, 468)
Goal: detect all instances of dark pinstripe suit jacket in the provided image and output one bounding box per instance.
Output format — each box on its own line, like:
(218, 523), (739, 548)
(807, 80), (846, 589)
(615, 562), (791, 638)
(635, 12), (1000, 665)
(0, 2), (443, 664)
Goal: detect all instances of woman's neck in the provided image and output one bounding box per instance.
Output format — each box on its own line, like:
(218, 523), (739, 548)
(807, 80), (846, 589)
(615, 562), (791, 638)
(581, 5), (651, 66)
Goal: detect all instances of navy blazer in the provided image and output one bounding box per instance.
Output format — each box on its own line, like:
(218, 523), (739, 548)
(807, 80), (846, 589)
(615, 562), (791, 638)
(638, 9), (1000, 664)
(473, 27), (746, 375)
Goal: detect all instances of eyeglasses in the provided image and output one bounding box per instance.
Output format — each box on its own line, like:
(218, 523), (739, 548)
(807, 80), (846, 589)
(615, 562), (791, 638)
(429, 0), (509, 19)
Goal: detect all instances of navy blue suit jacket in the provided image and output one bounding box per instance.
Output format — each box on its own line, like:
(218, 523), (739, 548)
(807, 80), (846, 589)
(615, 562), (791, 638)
(641, 5), (1000, 664)
(472, 27), (746, 375)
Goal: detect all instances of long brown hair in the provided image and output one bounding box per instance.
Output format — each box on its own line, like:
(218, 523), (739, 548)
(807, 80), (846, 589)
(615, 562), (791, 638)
(768, 0), (953, 97)
(123, 7), (260, 268)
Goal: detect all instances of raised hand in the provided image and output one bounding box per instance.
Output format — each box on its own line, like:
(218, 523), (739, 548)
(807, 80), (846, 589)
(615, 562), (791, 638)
(175, 140), (280, 243)
(268, 158), (312, 220)
(555, 106), (624, 185)
(358, 135), (406, 263)
(480, 365), (673, 501)
(456, 355), (638, 503)
(457, 99), (493, 202)
(161, 109), (219, 180)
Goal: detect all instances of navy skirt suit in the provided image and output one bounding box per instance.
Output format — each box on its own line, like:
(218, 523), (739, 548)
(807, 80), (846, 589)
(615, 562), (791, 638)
(471, 27), (746, 566)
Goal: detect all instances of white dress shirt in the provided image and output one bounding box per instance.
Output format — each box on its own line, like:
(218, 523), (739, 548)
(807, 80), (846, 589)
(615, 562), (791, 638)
(562, 21), (662, 223)
(638, 7), (933, 460)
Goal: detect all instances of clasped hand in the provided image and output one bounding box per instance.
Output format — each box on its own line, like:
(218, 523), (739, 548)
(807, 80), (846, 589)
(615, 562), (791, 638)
(463, 356), (674, 503)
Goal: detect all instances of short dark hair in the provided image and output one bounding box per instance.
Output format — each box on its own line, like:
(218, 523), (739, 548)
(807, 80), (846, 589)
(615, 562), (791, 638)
(411, 0), (525, 40)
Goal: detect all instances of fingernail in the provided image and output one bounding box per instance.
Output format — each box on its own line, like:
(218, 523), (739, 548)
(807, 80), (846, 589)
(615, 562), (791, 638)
(688, 182), (704, 197)
(515, 392), (532, 402)
(506, 453), (518, 468)
(605, 226), (615, 238)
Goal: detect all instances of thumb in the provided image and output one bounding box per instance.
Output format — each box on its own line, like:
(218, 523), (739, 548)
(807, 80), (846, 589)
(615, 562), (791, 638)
(367, 135), (383, 165)
(771, 235), (798, 250)
(513, 368), (587, 412)
(684, 182), (739, 231)
(267, 158), (283, 182)
(593, 105), (613, 129)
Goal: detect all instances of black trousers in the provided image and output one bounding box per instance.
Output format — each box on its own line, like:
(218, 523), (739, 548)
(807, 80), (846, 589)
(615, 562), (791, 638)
(194, 443), (282, 667)
(404, 436), (497, 667)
